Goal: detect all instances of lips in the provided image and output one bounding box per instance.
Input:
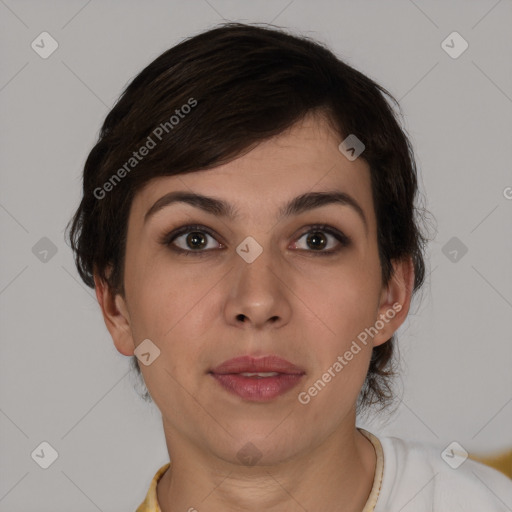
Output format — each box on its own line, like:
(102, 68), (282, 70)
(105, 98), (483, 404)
(209, 355), (305, 402)
(210, 355), (305, 375)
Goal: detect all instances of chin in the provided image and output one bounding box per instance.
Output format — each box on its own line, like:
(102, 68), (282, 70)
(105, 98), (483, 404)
(211, 425), (308, 466)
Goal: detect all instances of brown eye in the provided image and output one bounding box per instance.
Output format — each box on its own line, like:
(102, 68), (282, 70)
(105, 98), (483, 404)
(305, 231), (328, 250)
(293, 225), (350, 255)
(183, 231), (208, 250)
(161, 224), (222, 254)
(160, 223), (350, 257)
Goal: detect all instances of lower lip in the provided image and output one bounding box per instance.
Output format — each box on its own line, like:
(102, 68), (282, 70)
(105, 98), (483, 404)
(210, 373), (304, 402)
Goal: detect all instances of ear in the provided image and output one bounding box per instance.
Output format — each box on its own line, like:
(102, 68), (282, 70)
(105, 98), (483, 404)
(372, 257), (415, 347)
(93, 270), (135, 356)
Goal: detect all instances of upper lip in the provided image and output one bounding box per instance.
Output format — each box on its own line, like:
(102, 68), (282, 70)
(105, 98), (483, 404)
(210, 355), (305, 375)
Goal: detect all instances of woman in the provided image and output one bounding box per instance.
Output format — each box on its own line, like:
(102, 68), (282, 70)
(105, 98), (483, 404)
(66, 22), (512, 512)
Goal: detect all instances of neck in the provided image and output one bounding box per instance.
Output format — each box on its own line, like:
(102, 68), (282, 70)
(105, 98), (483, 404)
(157, 423), (377, 512)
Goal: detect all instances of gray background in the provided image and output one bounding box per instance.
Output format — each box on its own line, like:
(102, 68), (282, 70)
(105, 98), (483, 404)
(1, 0), (511, 510)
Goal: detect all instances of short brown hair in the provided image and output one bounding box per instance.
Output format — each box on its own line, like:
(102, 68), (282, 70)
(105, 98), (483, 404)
(66, 22), (433, 415)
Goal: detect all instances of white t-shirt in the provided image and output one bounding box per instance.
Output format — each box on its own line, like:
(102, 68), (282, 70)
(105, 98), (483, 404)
(137, 430), (512, 511)
(372, 432), (512, 511)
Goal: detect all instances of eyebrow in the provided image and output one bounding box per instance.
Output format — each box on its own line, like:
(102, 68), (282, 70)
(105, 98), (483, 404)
(144, 190), (368, 234)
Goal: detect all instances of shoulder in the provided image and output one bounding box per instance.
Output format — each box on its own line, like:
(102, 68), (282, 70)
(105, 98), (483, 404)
(373, 433), (512, 512)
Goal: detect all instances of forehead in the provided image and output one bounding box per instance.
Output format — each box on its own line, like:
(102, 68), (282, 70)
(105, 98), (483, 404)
(130, 113), (374, 228)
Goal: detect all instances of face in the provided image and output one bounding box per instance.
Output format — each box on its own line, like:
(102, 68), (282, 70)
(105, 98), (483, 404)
(96, 112), (412, 465)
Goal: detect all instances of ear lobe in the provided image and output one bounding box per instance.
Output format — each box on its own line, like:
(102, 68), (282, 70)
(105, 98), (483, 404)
(93, 272), (135, 357)
(373, 257), (415, 346)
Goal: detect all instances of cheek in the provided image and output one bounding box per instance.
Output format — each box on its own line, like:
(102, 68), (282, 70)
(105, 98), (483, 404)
(298, 280), (375, 407)
(129, 268), (213, 409)
(296, 262), (380, 337)
(126, 262), (222, 391)
(292, 262), (381, 402)
(127, 252), (213, 335)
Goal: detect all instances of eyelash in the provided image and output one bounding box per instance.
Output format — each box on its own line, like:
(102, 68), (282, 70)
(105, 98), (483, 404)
(159, 223), (351, 257)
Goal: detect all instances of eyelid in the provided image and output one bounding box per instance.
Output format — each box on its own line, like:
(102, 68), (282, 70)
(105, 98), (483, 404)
(160, 222), (351, 254)
(158, 223), (222, 247)
(293, 223), (351, 252)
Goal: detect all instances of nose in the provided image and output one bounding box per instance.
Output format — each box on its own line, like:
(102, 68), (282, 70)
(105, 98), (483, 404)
(223, 238), (292, 330)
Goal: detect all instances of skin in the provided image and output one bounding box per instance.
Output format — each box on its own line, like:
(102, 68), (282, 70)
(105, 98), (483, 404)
(95, 111), (414, 512)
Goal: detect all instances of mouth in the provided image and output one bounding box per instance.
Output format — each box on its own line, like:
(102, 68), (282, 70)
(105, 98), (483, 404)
(209, 355), (305, 402)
